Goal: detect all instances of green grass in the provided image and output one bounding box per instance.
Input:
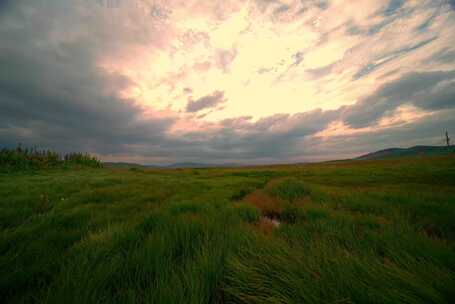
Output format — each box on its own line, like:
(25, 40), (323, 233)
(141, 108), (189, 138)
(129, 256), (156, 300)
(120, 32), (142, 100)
(1, 156), (455, 303)
(267, 178), (309, 203)
(0, 147), (102, 172)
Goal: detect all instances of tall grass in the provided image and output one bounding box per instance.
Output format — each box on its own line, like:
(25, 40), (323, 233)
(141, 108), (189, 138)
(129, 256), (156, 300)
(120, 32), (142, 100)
(268, 178), (309, 203)
(0, 146), (102, 171)
(1, 155), (455, 303)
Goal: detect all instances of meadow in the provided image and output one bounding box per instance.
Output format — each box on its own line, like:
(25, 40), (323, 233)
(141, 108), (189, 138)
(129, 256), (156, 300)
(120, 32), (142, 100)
(1, 154), (455, 303)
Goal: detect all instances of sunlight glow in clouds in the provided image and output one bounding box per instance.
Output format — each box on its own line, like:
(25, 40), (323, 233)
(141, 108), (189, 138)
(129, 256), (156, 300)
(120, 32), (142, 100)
(1, 0), (455, 164)
(103, 0), (454, 125)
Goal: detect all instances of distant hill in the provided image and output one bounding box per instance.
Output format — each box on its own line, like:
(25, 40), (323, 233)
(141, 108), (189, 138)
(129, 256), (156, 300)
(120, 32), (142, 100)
(105, 146), (455, 168)
(104, 161), (238, 169)
(165, 162), (239, 168)
(103, 162), (152, 169)
(357, 145), (455, 160)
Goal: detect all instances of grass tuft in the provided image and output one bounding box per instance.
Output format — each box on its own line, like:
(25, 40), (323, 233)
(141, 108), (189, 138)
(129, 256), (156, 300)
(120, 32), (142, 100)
(268, 178), (309, 203)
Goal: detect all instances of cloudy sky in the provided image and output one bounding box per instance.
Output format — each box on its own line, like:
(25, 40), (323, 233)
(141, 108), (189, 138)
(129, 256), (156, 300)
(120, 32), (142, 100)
(1, 0), (454, 164)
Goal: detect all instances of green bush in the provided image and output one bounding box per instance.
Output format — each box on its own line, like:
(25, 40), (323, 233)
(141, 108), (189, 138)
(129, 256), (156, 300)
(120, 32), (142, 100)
(0, 146), (102, 171)
(63, 152), (102, 168)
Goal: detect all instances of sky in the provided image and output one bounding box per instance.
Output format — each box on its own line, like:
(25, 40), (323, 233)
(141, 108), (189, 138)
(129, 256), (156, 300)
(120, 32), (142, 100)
(1, 0), (455, 165)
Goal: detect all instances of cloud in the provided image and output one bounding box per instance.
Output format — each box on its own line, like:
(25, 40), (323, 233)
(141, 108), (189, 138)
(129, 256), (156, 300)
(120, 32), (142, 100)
(186, 91), (227, 113)
(343, 70), (455, 128)
(174, 108), (340, 161)
(305, 108), (455, 161)
(450, 0), (455, 11)
(305, 63), (335, 79)
(274, 4), (290, 15)
(215, 48), (238, 72)
(183, 87), (193, 94)
(382, 0), (406, 16)
(1, 0), (455, 165)
(292, 51), (304, 66)
(353, 37), (438, 80)
(0, 0), (176, 154)
(426, 47), (455, 64)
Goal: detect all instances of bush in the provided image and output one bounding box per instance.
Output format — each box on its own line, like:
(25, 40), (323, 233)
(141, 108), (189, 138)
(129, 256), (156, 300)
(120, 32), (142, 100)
(0, 145), (102, 171)
(64, 152), (103, 168)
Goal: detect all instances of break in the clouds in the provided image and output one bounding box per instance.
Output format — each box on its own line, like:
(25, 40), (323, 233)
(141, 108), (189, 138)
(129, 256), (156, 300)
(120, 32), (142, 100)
(0, 0), (455, 164)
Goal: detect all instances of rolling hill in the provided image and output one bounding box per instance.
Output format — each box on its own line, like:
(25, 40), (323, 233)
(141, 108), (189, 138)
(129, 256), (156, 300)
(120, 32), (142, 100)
(357, 145), (455, 160)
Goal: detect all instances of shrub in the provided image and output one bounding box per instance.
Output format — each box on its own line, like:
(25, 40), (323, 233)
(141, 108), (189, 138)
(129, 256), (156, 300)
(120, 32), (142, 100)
(64, 152), (103, 168)
(0, 146), (102, 171)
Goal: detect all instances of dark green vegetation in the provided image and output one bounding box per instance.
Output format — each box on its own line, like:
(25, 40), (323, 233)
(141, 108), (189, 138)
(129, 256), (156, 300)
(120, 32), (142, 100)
(358, 145), (455, 160)
(1, 156), (455, 303)
(0, 146), (102, 172)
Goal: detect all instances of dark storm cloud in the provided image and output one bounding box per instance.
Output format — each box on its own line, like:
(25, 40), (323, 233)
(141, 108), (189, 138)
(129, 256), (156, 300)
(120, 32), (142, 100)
(209, 109), (339, 159)
(150, 108), (340, 163)
(344, 70), (455, 128)
(186, 91), (226, 113)
(0, 0), (175, 154)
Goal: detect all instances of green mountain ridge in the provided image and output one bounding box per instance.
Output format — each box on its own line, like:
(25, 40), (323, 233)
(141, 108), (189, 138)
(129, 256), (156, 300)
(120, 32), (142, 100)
(357, 145), (455, 160)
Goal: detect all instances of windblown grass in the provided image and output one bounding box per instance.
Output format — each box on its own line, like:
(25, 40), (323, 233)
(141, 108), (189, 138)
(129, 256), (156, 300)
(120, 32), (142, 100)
(0, 146), (102, 172)
(1, 155), (455, 303)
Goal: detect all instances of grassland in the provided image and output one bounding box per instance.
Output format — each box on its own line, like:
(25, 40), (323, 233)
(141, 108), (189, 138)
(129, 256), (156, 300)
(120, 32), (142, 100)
(1, 156), (455, 303)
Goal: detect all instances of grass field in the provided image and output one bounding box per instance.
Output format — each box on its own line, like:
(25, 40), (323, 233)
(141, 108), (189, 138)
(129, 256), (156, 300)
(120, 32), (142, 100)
(1, 156), (455, 303)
